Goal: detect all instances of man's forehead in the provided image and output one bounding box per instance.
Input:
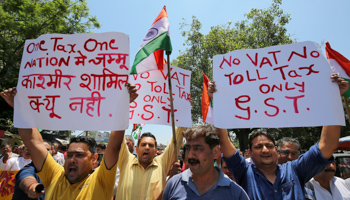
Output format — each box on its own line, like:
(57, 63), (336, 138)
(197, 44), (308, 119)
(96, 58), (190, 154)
(253, 136), (274, 144)
(281, 142), (298, 149)
(68, 142), (90, 151)
(186, 137), (207, 146)
(140, 137), (155, 144)
(67, 150), (87, 154)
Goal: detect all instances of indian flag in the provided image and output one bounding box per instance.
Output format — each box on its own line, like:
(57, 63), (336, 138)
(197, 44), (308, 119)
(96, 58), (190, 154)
(202, 73), (214, 124)
(131, 124), (145, 140)
(130, 6), (172, 74)
(325, 42), (350, 97)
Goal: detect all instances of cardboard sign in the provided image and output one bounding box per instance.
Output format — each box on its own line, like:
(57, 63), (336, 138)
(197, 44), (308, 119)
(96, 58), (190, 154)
(129, 65), (192, 127)
(213, 41), (345, 128)
(14, 32), (130, 131)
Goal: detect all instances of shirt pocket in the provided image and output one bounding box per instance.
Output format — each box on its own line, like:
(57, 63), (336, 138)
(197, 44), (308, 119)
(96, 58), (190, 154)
(281, 180), (295, 196)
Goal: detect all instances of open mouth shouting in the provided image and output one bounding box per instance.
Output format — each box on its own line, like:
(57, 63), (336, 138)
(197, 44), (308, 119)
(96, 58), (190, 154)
(188, 158), (200, 167)
(68, 164), (78, 176)
(142, 151), (150, 158)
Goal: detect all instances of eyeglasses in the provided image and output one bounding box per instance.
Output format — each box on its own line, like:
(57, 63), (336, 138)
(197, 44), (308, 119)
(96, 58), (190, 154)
(279, 150), (300, 157)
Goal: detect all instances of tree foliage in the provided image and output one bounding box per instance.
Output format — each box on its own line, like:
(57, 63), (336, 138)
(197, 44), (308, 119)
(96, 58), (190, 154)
(172, 0), (349, 150)
(173, 0), (293, 125)
(0, 0), (100, 128)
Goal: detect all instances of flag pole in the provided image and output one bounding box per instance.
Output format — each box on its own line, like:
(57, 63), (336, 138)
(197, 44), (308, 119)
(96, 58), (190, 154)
(343, 96), (350, 125)
(166, 53), (178, 160)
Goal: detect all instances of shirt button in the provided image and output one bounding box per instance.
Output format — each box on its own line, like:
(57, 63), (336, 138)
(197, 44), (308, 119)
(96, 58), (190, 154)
(274, 190), (277, 192)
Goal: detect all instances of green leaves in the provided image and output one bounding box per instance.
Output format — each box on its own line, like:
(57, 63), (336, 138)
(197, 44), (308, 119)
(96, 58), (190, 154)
(0, 0), (100, 128)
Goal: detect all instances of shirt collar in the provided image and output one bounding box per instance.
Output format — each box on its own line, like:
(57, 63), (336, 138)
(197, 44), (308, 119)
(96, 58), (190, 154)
(131, 157), (158, 168)
(181, 166), (231, 187)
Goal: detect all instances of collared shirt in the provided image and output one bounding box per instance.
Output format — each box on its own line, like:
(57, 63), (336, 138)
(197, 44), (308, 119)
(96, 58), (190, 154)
(224, 143), (334, 200)
(13, 162), (44, 200)
(162, 167), (249, 200)
(116, 127), (185, 200)
(0, 157), (31, 171)
(308, 176), (350, 200)
(37, 154), (117, 200)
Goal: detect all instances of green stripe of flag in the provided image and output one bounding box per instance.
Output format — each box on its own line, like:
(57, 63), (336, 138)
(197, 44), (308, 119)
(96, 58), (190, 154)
(342, 78), (350, 97)
(131, 32), (172, 74)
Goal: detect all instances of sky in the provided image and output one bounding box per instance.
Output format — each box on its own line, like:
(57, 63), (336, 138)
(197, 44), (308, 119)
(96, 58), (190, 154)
(82, 0), (350, 145)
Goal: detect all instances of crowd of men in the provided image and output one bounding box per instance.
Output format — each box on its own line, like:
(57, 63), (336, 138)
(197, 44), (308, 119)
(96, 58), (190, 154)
(0, 75), (350, 199)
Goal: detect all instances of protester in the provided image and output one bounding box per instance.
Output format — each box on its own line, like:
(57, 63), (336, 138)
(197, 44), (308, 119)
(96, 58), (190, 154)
(13, 145), (20, 155)
(0, 83), (138, 200)
(221, 159), (234, 181)
(305, 161), (350, 199)
(276, 137), (301, 164)
(0, 145), (31, 171)
(163, 124), (249, 199)
(58, 144), (67, 155)
(124, 135), (137, 157)
(96, 143), (106, 153)
(0, 143), (18, 160)
(115, 128), (185, 199)
(52, 142), (64, 166)
(12, 141), (52, 200)
(208, 74), (348, 199)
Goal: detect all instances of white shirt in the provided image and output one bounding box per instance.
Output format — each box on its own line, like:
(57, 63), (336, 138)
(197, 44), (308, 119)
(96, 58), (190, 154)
(309, 177), (350, 200)
(0, 156), (32, 171)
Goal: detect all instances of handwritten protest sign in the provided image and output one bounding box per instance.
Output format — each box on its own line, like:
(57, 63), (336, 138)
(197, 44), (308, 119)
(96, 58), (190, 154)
(129, 65), (192, 127)
(213, 41), (345, 129)
(14, 32), (130, 131)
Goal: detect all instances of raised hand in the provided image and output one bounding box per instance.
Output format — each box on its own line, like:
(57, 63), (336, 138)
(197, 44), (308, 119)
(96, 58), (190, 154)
(0, 87), (16, 108)
(331, 73), (349, 95)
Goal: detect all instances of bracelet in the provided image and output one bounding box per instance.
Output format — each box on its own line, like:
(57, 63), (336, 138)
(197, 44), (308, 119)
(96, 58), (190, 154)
(26, 182), (38, 194)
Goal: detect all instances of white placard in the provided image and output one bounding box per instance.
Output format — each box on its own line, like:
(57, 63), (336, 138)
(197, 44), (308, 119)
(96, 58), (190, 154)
(14, 32), (130, 131)
(213, 41), (345, 128)
(129, 65), (192, 127)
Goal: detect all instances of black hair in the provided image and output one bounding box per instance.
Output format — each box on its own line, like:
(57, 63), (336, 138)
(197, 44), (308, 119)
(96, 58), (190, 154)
(1, 143), (11, 149)
(96, 143), (106, 150)
(58, 144), (68, 152)
(137, 132), (157, 147)
(248, 131), (275, 150)
(183, 124), (220, 150)
(68, 136), (97, 156)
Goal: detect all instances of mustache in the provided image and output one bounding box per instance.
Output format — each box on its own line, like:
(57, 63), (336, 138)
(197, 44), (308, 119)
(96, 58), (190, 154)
(324, 169), (336, 172)
(188, 158), (200, 164)
(68, 164), (78, 168)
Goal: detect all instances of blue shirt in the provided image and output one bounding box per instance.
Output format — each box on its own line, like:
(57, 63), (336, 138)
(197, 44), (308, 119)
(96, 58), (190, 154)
(224, 144), (334, 200)
(13, 162), (44, 200)
(162, 167), (249, 200)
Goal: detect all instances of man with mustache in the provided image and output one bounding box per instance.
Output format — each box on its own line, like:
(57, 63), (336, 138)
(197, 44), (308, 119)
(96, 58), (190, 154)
(0, 145), (31, 171)
(162, 124), (248, 199)
(0, 83), (138, 200)
(116, 129), (185, 199)
(208, 74), (348, 199)
(305, 161), (350, 199)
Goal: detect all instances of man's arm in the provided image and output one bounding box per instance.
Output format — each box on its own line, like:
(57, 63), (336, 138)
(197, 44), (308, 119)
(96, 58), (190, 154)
(104, 83), (138, 169)
(1, 88), (48, 171)
(207, 82), (238, 158)
(319, 74), (348, 159)
(19, 176), (44, 199)
(104, 130), (125, 170)
(217, 128), (237, 159)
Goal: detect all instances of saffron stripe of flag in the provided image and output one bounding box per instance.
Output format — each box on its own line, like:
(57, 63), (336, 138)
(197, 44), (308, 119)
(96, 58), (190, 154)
(130, 6), (172, 74)
(325, 42), (350, 97)
(202, 72), (214, 124)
